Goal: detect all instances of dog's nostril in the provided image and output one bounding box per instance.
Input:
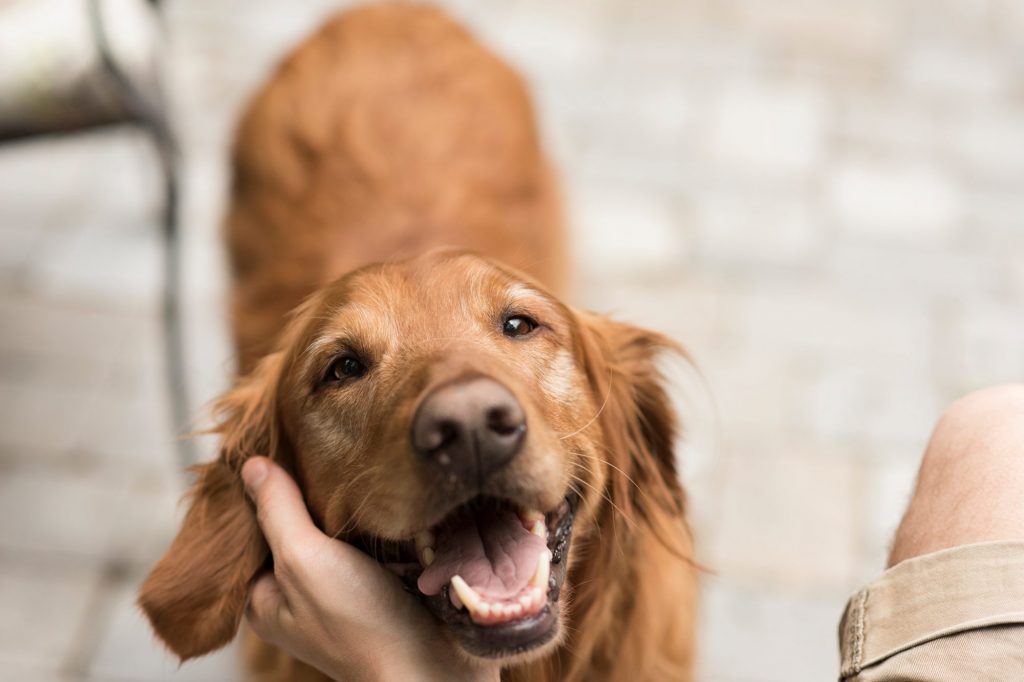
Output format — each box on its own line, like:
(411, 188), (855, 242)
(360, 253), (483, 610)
(437, 421), (459, 448)
(421, 420), (459, 453)
(486, 405), (525, 436)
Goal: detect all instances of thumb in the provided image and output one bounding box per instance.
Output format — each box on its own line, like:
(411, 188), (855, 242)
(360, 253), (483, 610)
(241, 457), (324, 554)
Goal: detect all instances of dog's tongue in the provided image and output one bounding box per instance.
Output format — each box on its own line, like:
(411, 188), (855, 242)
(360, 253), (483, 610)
(417, 506), (546, 599)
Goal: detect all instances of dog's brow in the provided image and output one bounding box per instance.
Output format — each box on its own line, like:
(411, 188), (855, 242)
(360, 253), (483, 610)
(505, 282), (540, 301)
(305, 335), (341, 358)
(300, 334), (346, 377)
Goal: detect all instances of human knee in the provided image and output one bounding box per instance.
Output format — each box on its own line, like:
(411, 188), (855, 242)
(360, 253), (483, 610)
(925, 384), (1024, 469)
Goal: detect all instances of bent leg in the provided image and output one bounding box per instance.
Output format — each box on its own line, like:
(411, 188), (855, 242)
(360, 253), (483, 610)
(888, 384), (1024, 566)
(839, 385), (1024, 680)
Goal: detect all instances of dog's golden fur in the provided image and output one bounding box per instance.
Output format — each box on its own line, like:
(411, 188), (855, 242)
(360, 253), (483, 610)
(139, 4), (696, 681)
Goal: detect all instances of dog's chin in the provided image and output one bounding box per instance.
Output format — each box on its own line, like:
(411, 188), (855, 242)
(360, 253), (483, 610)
(351, 492), (578, 661)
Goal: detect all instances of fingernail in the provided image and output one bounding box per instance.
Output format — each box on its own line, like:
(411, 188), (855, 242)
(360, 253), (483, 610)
(242, 458), (268, 497)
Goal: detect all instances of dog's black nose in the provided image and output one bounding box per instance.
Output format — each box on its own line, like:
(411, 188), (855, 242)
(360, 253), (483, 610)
(411, 376), (526, 486)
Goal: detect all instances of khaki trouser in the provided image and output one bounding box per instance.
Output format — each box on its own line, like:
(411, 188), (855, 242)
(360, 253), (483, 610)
(839, 541), (1024, 680)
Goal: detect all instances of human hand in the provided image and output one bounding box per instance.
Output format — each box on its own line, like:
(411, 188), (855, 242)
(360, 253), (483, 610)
(241, 456), (500, 682)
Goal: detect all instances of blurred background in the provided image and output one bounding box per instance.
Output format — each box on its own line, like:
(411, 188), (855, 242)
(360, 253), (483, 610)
(0, 0), (1021, 680)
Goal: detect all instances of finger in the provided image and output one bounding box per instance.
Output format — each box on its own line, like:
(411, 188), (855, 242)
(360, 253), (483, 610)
(245, 573), (290, 643)
(242, 457), (324, 553)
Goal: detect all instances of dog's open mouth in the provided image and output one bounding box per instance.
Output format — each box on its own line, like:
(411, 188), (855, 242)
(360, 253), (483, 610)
(352, 494), (576, 657)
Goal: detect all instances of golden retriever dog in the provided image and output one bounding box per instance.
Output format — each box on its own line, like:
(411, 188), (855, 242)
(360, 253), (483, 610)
(139, 4), (697, 681)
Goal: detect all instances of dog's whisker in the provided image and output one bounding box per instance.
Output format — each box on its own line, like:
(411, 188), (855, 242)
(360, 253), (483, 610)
(558, 365), (614, 441)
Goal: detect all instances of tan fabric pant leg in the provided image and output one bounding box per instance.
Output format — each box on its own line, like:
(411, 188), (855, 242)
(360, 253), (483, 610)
(839, 541), (1024, 681)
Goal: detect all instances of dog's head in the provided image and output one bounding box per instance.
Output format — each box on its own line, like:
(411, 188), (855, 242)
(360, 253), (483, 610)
(139, 249), (685, 663)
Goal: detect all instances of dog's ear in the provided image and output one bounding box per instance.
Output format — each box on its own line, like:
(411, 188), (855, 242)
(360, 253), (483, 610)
(574, 312), (686, 524)
(138, 353), (285, 660)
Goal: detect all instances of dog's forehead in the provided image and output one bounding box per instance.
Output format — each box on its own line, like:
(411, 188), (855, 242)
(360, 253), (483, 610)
(310, 252), (548, 343)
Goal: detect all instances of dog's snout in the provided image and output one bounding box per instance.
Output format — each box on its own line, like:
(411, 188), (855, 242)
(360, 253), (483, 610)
(411, 376), (526, 485)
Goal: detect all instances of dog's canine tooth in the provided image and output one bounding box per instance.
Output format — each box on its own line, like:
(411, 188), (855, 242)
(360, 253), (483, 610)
(529, 549), (552, 590)
(530, 519), (546, 539)
(421, 546), (435, 567)
(450, 575), (481, 612)
(450, 584), (464, 610)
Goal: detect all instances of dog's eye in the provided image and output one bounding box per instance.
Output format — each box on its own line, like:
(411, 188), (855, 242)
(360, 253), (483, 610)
(326, 356), (367, 382)
(502, 315), (538, 338)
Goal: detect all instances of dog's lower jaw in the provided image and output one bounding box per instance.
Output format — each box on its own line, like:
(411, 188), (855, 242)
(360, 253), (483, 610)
(458, 613), (568, 669)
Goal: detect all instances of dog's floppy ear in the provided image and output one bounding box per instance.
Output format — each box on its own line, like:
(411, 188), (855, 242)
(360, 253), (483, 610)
(138, 352), (285, 660)
(574, 312), (686, 524)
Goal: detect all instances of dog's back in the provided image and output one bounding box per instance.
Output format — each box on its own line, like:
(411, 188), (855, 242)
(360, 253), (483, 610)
(226, 3), (567, 373)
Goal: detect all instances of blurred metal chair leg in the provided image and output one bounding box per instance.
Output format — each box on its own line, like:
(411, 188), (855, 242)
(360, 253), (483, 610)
(0, 0), (197, 467)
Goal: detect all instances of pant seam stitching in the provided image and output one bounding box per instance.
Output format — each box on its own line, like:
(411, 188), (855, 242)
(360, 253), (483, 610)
(851, 588), (868, 672)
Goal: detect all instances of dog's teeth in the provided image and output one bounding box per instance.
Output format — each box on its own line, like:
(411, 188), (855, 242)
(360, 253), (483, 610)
(530, 519), (546, 539)
(416, 530), (435, 566)
(529, 549), (552, 590)
(453, 569), (550, 624)
(519, 508), (545, 524)
(529, 586), (544, 609)
(450, 575), (481, 612)
(415, 530), (435, 551)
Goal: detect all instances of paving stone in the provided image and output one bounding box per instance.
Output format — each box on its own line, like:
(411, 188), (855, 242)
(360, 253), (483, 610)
(727, 285), (933, 364)
(953, 302), (1024, 390)
(825, 243), (1003, 302)
(0, 654), (69, 682)
(569, 182), (690, 277)
(827, 160), (966, 241)
(694, 190), (822, 265)
(948, 109), (1024, 181)
(835, 94), (947, 156)
(0, 561), (100, 669)
(26, 214), (162, 311)
(0, 295), (147, 368)
(906, 0), (1002, 43)
(0, 469), (124, 562)
(704, 83), (828, 177)
(801, 362), (944, 448)
(698, 578), (846, 682)
(0, 380), (97, 456)
(708, 445), (860, 590)
(89, 579), (245, 682)
(899, 44), (1010, 100)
